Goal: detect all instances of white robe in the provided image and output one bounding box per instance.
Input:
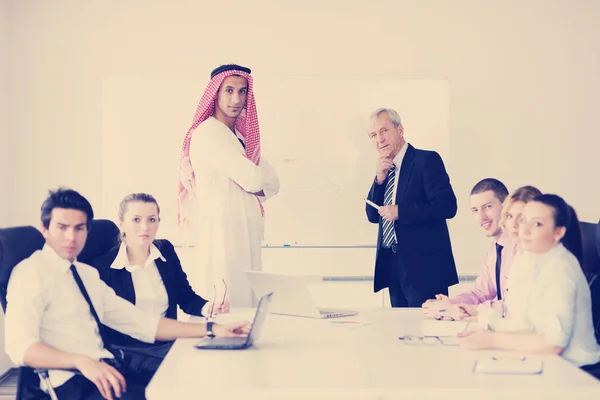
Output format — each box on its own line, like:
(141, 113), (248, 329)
(188, 117), (280, 307)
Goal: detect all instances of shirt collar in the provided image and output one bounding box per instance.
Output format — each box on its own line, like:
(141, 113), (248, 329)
(110, 242), (166, 272)
(524, 242), (565, 265)
(496, 232), (511, 248)
(41, 243), (77, 273)
(393, 142), (409, 168)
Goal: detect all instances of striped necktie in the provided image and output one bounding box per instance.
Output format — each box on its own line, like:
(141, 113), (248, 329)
(382, 165), (397, 248)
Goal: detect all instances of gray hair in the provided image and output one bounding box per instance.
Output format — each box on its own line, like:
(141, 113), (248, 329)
(370, 108), (402, 127)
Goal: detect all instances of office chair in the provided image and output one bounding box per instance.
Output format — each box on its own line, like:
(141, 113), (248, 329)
(581, 221), (600, 276)
(0, 226), (49, 399)
(0, 219), (120, 400)
(79, 219), (120, 266)
(580, 220), (600, 345)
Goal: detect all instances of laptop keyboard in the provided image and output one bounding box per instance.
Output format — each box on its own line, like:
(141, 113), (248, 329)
(319, 310), (345, 318)
(209, 337), (246, 346)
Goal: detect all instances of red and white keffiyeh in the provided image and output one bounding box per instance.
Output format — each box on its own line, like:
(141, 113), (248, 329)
(178, 69), (262, 228)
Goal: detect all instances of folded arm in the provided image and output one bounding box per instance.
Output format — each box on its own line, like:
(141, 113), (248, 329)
(191, 124), (273, 193)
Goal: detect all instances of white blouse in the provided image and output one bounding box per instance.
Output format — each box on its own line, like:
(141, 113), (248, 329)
(110, 243), (170, 318)
(490, 243), (600, 366)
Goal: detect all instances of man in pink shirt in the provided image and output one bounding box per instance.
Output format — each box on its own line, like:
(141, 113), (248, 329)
(422, 178), (515, 318)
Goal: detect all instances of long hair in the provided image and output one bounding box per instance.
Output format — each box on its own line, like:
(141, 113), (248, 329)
(499, 185), (542, 229)
(533, 194), (583, 268)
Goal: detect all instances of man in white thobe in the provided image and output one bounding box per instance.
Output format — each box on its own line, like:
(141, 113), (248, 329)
(178, 64), (279, 307)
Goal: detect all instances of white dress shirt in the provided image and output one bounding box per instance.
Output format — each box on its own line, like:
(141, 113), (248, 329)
(382, 141), (408, 244)
(391, 141), (409, 203)
(489, 244), (600, 366)
(5, 245), (161, 388)
(189, 116), (280, 307)
(110, 243), (169, 317)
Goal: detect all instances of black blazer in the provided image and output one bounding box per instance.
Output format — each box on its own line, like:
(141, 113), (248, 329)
(93, 239), (207, 346)
(366, 144), (459, 293)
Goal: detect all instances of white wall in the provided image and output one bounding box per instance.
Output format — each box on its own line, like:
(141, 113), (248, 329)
(0, 0), (8, 227)
(4, 0), (599, 374)
(0, 0), (14, 376)
(6, 0), (600, 273)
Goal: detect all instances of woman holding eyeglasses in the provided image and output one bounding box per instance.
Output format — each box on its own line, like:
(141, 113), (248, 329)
(458, 194), (600, 374)
(93, 193), (231, 385)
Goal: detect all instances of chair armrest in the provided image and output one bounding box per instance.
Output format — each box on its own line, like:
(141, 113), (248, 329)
(34, 368), (80, 374)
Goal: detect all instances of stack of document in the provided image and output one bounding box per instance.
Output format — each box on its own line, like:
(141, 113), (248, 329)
(473, 356), (543, 374)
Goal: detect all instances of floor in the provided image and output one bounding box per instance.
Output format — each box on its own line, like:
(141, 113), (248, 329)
(0, 368), (17, 400)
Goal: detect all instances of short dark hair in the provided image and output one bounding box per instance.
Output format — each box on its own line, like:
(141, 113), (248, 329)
(470, 178), (509, 203)
(40, 188), (94, 230)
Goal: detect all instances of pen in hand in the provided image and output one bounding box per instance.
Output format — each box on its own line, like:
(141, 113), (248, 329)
(461, 320), (472, 333)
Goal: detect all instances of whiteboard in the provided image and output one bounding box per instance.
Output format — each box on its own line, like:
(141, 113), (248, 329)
(101, 76), (449, 246)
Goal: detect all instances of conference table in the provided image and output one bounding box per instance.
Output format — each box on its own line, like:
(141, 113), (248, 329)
(146, 308), (600, 399)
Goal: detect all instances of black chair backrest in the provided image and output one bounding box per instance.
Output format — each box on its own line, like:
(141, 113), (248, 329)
(589, 273), (600, 345)
(0, 219), (119, 400)
(0, 226), (45, 312)
(0, 219), (120, 312)
(581, 221), (600, 275)
(79, 219), (120, 265)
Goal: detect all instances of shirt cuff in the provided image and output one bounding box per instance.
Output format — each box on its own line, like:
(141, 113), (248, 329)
(7, 337), (41, 366)
(539, 318), (570, 348)
(135, 315), (161, 344)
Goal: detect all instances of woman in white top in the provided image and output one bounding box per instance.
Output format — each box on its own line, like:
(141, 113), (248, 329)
(458, 194), (600, 371)
(473, 185), (542, 320)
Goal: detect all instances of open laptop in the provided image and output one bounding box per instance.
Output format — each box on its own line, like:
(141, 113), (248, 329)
(194, 292), (273, 350)
(245, 271), (357, 319)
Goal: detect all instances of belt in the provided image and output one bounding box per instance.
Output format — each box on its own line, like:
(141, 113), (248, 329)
(382, 243), (399, 254)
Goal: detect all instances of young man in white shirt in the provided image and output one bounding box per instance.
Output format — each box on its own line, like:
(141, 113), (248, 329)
(4, 188), (250, 400)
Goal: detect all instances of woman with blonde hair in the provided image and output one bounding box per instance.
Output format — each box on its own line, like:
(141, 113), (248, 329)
(498, 185), (543, 250)
(451, 185), (542, 320)
(93, 193), (230, 385)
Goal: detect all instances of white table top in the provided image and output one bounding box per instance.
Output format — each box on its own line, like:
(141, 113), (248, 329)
(146, 308), (600, 399)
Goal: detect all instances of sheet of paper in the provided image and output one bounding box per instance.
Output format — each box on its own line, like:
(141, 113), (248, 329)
(473, 356), (543, 374)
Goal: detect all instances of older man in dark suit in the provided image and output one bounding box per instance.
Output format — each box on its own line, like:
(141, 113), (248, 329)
(365, 108), (458, 307)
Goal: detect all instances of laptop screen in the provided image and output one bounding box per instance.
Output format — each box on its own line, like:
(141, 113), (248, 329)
(245, 292), (273, 344)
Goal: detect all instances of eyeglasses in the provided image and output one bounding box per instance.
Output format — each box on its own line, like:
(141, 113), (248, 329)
(398, 336), (442, 345)
(208, 279), (228, 320)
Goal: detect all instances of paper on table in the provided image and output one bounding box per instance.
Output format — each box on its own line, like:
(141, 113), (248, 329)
(473, 356), (543, 374)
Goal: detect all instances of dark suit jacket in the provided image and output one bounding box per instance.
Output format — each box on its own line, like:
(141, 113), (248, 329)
(366, 144), (458, 293)
(93, 239), (207, 346)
